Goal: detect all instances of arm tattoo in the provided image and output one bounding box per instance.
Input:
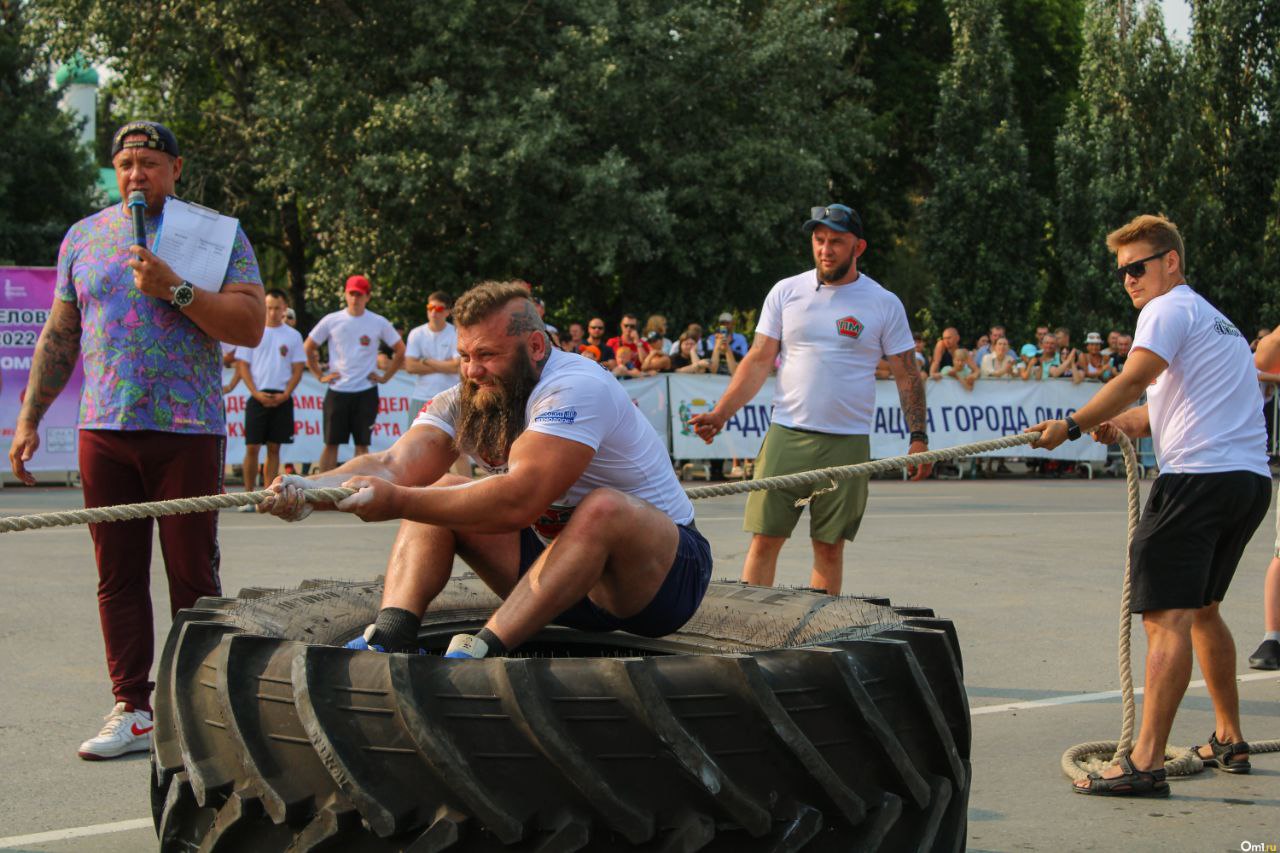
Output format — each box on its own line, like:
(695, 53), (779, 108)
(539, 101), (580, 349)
(506, 300), (551, 367)
(19, 302), (82, 424)
(887, 349), (927, 434)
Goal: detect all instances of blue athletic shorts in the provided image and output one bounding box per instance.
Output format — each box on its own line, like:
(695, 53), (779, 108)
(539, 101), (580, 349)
(517, 521), (712, 637)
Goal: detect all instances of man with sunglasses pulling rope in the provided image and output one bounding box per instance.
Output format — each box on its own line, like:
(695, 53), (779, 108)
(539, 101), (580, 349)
(1028, 214), (1270, 797)
(690, 204), (931, 596)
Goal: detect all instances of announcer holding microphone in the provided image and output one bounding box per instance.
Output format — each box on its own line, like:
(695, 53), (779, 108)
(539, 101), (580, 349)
(8, 121), (264, 760)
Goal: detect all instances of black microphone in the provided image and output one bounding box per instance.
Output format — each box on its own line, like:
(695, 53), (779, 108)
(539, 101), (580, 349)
(128, 191), (147, 248)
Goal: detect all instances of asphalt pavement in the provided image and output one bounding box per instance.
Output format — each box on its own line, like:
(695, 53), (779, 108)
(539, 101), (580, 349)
(0, 474), (1277, 851)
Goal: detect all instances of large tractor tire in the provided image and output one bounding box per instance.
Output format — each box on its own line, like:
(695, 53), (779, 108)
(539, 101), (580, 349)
(151, 578), (970, 852)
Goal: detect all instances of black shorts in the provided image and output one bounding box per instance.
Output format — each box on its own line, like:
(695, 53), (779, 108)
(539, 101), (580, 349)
(517, 522), (713, 637)
(1129, 471), (1271, 612)
(244, 390), (295, 445)
(323, 387), (379, 446)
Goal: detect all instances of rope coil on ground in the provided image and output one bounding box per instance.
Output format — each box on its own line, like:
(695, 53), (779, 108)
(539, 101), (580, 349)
(2, 430), (1276, 779)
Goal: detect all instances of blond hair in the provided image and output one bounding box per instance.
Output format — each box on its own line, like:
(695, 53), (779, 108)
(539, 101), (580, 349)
(1105, 214), (1186, 273)
(453, 280), (537, 328)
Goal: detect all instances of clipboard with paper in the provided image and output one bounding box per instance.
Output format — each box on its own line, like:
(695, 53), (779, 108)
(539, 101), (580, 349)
(153, 197), (240, 292)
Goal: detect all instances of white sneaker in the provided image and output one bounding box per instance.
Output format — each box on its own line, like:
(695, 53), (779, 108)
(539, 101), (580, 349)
(78, 702), (153, 760)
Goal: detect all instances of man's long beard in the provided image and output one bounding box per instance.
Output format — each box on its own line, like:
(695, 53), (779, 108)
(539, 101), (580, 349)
(456, 349), (540, 466)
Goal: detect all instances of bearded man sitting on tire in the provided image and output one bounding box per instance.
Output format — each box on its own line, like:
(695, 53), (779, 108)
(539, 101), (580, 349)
(260, 280), (711, 658)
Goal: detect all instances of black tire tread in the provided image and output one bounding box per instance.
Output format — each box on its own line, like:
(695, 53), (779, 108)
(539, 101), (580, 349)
(153, 579), (970, 851)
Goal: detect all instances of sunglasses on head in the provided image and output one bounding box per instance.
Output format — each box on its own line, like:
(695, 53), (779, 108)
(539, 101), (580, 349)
(811, 206), (858, 229)
(1114, 249), (1170, 284)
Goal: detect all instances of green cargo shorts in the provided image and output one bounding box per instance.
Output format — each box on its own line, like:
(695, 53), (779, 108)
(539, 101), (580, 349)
(743, 424), (870, 544)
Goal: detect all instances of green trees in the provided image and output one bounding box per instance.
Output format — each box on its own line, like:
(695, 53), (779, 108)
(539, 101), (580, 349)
(26, 0), (874, 330)
(0, 1), (94, 265)
(1175, 0), (1279, 328)
(921, 0), (1041, 340)
(13, 0), (1278, 335)
(1052, 0), (1181, 331)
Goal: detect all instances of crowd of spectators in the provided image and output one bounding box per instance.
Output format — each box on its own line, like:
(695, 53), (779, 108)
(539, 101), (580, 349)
(875, 324), (1137, 390)
(554, 312), (747, 379)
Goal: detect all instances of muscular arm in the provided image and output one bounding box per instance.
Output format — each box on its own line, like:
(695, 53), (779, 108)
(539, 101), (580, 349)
(181, 283), (266, 347)
(1256, 327), (1280, 373)
(304, 338), (326, 380)
(282, 362), (305, 398)
(708, 334), (778, 420)
(1106, 403), (1151, 439)
(885, 348), (928, 436)
(18, 298), (81, 425)
(344, 431), (594, 532)
(377, 340), (406, 382)
(1067, 349), (1165, 433)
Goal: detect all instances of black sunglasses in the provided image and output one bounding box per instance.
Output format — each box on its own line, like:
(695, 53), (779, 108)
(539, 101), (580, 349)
(811, 206), (857, 229)
(1114, 249), (1170, 283)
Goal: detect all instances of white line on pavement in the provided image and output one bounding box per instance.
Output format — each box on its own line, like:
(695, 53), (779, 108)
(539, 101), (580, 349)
(0, 817), (152, 848)
(971, 671), (1279, 716)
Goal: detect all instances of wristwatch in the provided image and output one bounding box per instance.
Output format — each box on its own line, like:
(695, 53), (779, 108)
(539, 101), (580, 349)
(169, 280), (195, 308)
(909, 430), (929, 445)
(1064, 414), (1081, 441)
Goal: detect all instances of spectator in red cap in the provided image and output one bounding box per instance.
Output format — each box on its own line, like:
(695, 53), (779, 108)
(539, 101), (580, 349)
(304, 274), (404, 471)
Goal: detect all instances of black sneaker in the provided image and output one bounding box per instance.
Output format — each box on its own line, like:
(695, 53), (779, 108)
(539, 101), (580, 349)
(1248, 639), (1280, 670)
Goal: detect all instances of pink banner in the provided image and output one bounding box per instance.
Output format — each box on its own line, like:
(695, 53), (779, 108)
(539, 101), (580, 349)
(1, 267), (84, 471)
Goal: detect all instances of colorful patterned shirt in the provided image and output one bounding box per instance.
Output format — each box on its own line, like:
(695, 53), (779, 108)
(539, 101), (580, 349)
(55, 202), (262, 434)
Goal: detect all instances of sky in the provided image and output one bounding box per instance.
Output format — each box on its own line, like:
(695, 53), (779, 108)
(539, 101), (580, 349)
(1161, 0), (1192, 41)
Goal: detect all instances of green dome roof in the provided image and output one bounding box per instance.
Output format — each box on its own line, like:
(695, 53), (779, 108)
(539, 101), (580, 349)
(55, 55), (99, 87)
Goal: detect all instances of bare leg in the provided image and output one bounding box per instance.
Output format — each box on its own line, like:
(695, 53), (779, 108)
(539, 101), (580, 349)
(1265, 557), (1280, 632)
(318, 444), (338, 473)
(1075, 608), (1194, 786)
(485, 489), (679, 650)
(810, 539), (845, 595)
(242, 445), (261, 491)
(379, 474), (519, 614)
(1192, 602), (1247, 763)
(742, 534), (787, 587)
(263, 444), (281, 488)
(354, 444), (370, 458)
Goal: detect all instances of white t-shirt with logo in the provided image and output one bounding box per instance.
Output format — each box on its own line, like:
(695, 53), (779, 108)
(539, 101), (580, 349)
(234, 324), (305, 391)
(307, 309), (401, 393)
(1131, 284), (1268, 476)
(405, 322), (459, 401)
(414, 348), (694, 541)
(756, 270), (914, 434)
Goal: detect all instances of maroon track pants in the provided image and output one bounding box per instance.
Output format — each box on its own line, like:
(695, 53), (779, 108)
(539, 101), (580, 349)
(79, 429), (224, 711)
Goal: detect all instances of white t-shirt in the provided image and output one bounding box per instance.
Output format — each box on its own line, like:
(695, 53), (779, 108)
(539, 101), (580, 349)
(405, 322), (459, 401)
(1131, 284), (1268, 476)
(234, 324), (305, 391)
(414, 348), (694, 542)
(307, 309), (401, 393)
(756, 270), (914, 434)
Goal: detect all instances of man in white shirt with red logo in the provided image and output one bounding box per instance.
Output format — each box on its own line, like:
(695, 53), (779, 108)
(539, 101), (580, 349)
(262, 281), (711, 659)
(233, 289), (305, 506)
(690, 204), (931, 595)
(304, 274), (404, 471)
(1030, 214), (1271, 797)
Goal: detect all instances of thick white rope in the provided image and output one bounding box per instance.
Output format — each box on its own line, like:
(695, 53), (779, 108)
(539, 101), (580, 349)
(2, 430), (1274, 776)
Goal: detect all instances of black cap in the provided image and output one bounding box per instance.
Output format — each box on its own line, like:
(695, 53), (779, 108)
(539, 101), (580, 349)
(111, 121), (180, 158)
(802, 204), (864, 239)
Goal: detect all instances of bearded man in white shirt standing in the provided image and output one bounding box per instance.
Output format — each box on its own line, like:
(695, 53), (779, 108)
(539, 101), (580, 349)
(1030, 214), (1271, 797)
(690, 204), (931, 596)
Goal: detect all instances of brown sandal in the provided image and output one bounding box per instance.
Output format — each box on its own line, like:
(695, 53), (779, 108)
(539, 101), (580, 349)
(1073, 753), (1170, 798)
(1194, 733), (1251, 774)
